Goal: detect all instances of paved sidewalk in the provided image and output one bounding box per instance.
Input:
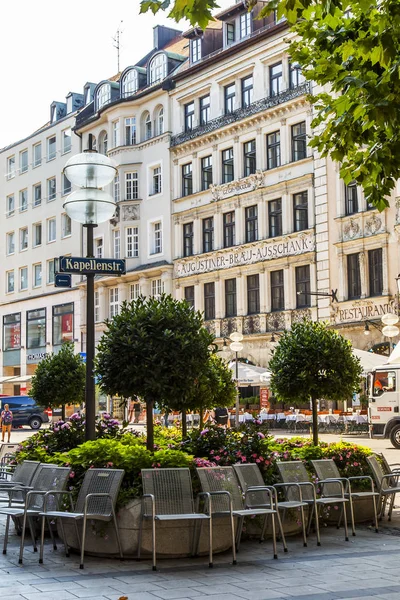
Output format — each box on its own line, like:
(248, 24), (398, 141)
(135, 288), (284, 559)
(1, 515), (400, 600)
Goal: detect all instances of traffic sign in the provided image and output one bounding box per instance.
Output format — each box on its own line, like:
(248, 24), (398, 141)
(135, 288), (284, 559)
(55, 274), (72, 288)
(58, 256), (126, 276)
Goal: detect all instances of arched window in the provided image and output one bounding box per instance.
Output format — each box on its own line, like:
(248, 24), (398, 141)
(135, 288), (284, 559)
(91, 135), (97, 151)
(96, 84), (111, 110)
(157, 107), (164, 135)
(149, 53), (167, 85)
(98, 130), (108, 155)
(122, 70), (138, 97)
(144, 113), (152, 140)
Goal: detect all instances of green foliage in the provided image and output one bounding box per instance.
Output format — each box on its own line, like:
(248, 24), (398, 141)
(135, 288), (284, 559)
(30, 342), (85, 410)
(139, 0), (220, 29)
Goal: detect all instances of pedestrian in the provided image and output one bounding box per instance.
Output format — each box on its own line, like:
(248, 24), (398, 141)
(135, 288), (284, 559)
(1, 404), (13, 443)
(128, 399), (135, 423)
(134, 398), (141, 423)
(212, 406), (230, 429)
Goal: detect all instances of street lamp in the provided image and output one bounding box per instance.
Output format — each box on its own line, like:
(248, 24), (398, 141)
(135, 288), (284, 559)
(63, 137), (117, 441)
(229, 332), (243, 427)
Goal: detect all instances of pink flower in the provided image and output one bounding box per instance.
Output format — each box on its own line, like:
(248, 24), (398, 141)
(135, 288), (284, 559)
(200, 429), (209, 436)
(252, 453), (258, 458)
(347, 453), (351, 459)
(241, 456), (247, 462)
(215, 456), (221, 461)
(69, 472), (75, 478)
(353, 462), (359, 467)
(256, 459), (261, 463)
(257, 432), (265, 439)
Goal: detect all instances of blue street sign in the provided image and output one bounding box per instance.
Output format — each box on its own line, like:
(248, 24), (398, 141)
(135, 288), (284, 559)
(59, 256), (126, 275)
(55, 274), (72, 288)
(79, 352), (87, 363)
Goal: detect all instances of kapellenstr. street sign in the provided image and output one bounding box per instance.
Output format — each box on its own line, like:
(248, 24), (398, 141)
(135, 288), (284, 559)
(58, 256), (126, 275)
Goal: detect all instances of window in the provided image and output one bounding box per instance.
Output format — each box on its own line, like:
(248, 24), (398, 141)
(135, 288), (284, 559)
(62, 174), (71, 195)
(245, 205), (258, 243)
(267, 131), (281, 169)
(33, 264), (42, 288)
(7, 155), (15, 179)
(6, 232), (15, 255)
(52, 303), (74, 345)
(151, 278), (163, 298)
(62, 213), (72, 238)
(240, 12), (251, 37)
(226, 22), (235, 44)
(184, 286), (195, 309)
(369, 248), (383, 297)
(125, 172), (139, 200)
(183, 222), (194, 257)
(47, 260), (55, 284)
(289, 62), (305, 89)
(296, 265), (311, 307)
(125, 117), (136, 145)
(47, 218), (56, 242)
(19, 267), (28, 291)
(152, 166), (162, 195)
(191, 38), (201, 63)
(269, 199), (282, 237)
(201, 155), (213, 190)
(122, 70), (138, 97)
(243, 140), (256, 176)
(33, 183), (42, 207)
(345, 181), (358, 215)
(222, 148), (234, 183)
(19, 189), (28, 212)
(20, 149), (28, 174)
(200, 95), (210, 125)
(99, 131), (108, 154)
(47, 136), (56, 160)
(145, 113), (152, 140)
(292, 122), (307, 161)
(152, 222), (162, 254)
(157, 108), (164, 135)
(149, 53), (167, 84)
(47, 177), (56, 202)
(95, 291), (100, 323)
(33, 143), (42, 167)
(3, 313), (21, 350)
(112, 120), (120, 147)
(109, 288), (119, 318)
(247, 274), (260, 314)
(20, 227), (28, 251)
(203, 217), (214, 253)
(6, 194), (15, 216)
(113, 229), (121, 259)
(271, 270), (284, 311)
(225, 278), (237, 317)
(130, 283), (141, 300)
(6, 271), (14, 294)
(293, 191), (308, 231)
(95, 238), (103, 258)
(126, 226), (139, 258)
(96, 84), (111, 109)
(241, 76), (253, 107)
(223, 211), (235, 248)
(33, 223), (42, 247)
(204, 282), (215, 320)
(26, 308), (46, 349)
(62, 128), (72, 153)
(270, 63), (283, 96)
(224, 83), (235, 114)
(182, 163), (193, 196)
(184, 101), (195, 132)
(113, 175), (120, 203)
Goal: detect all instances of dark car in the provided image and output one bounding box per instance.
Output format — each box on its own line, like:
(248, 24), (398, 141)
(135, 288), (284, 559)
(0, 396), (50, 430)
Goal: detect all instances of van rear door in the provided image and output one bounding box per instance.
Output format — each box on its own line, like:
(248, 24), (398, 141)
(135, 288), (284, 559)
(370, 369), (399, 429)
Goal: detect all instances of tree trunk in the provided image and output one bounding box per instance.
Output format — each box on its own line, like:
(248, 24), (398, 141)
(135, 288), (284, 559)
(311, 395), (318, 446)
(182, 409), (187, 438)
(199, 403), (204, 429)
(61, 404), (66, 421)
(146, 398), (154, 451)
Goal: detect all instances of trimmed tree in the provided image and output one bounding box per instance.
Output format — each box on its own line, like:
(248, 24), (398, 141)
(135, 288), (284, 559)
(269, 320), (362, 444)
(30, 342), (85, 421)
(95, 295), (214, 450)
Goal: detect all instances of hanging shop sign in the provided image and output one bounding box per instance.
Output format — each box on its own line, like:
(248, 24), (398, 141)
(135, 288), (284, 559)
(58, 257), (126, 275)
(333, 299), (394, 324)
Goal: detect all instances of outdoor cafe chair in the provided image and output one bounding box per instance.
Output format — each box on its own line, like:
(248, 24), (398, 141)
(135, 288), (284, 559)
(196, 466), (279, 560)
(0, 460), (40, 503)
(39, 467), (124, 569)
(138, 467), (212, 571)
(0, 464), (70, 564)
(276, 461), (350, 545)
(367, 455), (400, 521)
(311, 459), (379, 535)
(0, 444), (19, 479)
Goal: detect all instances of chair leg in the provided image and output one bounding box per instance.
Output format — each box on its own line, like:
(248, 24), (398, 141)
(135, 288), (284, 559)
(152, 517), (157, 571)
(18, 511), (27, 564)
(58, 518), (69, 558)
(307, 503), (315, 536)
(275, 510), (288, 552)
(2, 515), (10, 555)
(271, 514), (277, 559)
(236, 516), (244, 551)
(28, 516), (37, 552)
(208, 516), (213, 568)
(342, 502), (349, 541)
(230, 514), (237, 565)
(47, 517), (57, 550)
(137, 516), (143, 560)
(372, 494), (379, 533)
(300, 505), (307, 547)
(80, 517), (87, 569)
(348, 497), (356, 536)
(112, 507), (123, 560)
(39, 515), (46, 564)
(314, 503), (321, 546)
(388, 493), (396, 521)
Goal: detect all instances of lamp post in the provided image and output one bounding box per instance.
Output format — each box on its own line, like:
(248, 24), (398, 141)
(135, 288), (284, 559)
(63, 137), (117, 441)
(230, 332), (243, 427)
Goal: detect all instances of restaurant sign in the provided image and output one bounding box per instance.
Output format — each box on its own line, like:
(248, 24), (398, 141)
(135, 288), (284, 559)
(334, 299), (394, 324)
(175, 233), (315, 278)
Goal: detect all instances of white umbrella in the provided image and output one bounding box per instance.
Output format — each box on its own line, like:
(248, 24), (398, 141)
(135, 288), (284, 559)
(352, 348), (385, 373)
(228, 362), (269, 385)
(387, 343), (400, 365)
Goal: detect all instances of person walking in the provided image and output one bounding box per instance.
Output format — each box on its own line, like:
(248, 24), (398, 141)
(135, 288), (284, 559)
(1, 404), (13, 443)
(128, 399), (135, 423)
(134, 399), (142, 423)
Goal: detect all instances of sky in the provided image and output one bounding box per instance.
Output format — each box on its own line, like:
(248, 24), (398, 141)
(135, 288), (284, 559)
(0, 0), (230, 149)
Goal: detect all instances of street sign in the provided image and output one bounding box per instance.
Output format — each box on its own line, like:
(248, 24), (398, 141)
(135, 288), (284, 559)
(55, 274), (72, 288)
(58, 256), (126, 275)
(79, 352), (86, 363)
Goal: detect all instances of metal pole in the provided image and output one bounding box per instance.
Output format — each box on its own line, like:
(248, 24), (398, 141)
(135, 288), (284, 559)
(235, 352), (240, 428)
(85, 223), (96, 441)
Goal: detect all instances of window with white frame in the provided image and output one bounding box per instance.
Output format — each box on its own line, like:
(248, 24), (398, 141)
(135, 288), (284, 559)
(145, 113), (152, 140)
(151, 278), (163, 298)
(33, 143), (42, 167)
(47, 177), (56, 201)
(47, 259), (55, 284)
(240, 12), (251, 37)
(151, 221), (162, 255)
(33, 223), (42, 247)
(191, 38), (201, 62)
(99, 131), (108, 155)
(157, 108), (164, 135)
(7, 155), (15, 179)
(62, 213), (72, 237)
(126, 226), (139, 258)
(6, 232), (15, 255)
(19, 267), (28, 291)
(6, 270), (14, 293)
(149, 53), (167, 84)
(95, 237), (103, 258)
(19, 189), (28, 212)
(113, 229), (121, 259)
(95, 290), (100, 322)
(125, 172), (138, 200)
(125, 117), (136, 145)
(47, 218), (56, 242)
(20, 227), (28, 251)
(113, 175), (120, 202)
(6, 194), (15, 217)
(130, 282), (141, 300)
(112, 120), (120, 147)
(62, 128), (72, 153)
(96, 84), (111, 109)
(62, 174), (71, 195)
(109, 287), (119, 318)
(33, 183), (42, 207)
(33, 263), (42, 287)
(20, 149), (28, 173)
(122, 69), (138, 96)
(151, 166), (162, 195)
(47, 136), (56, 160)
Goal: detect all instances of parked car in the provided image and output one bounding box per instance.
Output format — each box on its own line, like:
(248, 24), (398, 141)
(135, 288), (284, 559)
(0, 396), (51, 430)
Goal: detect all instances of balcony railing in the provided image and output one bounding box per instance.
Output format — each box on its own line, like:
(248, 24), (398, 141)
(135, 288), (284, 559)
(171, 82), (311, 147)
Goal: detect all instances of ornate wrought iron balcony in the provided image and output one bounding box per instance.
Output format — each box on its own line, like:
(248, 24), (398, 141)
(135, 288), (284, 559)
(171, 82), (311, 147)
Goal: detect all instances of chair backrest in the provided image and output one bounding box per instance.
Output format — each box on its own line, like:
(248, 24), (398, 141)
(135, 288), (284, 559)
(276, 461), (314, 501)
(311, 459), (342, 497)
(197, 466), (244, 512)
(367, 455), (387, 491)
(75, 468), (124, 516)
(233, 463), (270, 507)
(0, 444), (19, 463)
(141, 468), (195, 516)
(27, 465), (71, 511)
(10, 460), (40, 486)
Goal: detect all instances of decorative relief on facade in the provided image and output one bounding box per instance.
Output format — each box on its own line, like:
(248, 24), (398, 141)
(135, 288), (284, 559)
(109, 205), (120, 226)
(221, 317), (240, 337)
(364, 214), (383, 236)
(291, 309), (311, 324)
(122, 205), (140, 221)
(342, 218), (361, 241)
(243, 315), (261, 335)
(204, 320), (216, 335)
(266, 312), (286, 331)
(210, 170), (265, 202)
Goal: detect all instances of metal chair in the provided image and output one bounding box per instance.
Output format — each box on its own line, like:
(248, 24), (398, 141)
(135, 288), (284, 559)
(138, 467), (212, 571)
(39, 467), (124, 569)
(276, 461), (350, 545)
(197, 466), (279, 560)
(367, 455), (400, 521)
(0, 465), (70, 564)
(312, 459), (379, 535)
(0, 444), (19, 479)
(0, 460), (40, 503)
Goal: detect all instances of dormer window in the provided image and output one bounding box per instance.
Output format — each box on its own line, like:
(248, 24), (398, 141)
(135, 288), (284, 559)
(226, 22), (235, 45)
(96, 84), (111, 110)
(51, 106), (57, 123)
(191, 38), (202, 63)
(149, 53), (167, 85)
(122, 70), (138, 97)
(240, 12), (251, 38)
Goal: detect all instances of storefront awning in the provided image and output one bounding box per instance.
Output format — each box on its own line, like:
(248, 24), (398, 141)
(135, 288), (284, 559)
(0, 375), (33, 384)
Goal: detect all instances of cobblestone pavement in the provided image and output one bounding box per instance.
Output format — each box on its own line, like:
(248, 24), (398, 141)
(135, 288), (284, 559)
(1, 516), (400, 600)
